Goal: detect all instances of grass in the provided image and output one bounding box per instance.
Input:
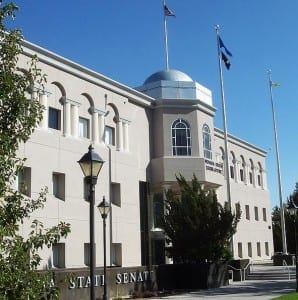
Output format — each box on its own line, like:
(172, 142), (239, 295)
(272, 292), (298, 299)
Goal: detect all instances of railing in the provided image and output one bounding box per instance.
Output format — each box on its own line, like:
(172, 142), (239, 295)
(282, 259), (291, 280)
(227, 260), (250, 281)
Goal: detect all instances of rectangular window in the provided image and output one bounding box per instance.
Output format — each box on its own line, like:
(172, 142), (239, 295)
(230, 166), (234, 179)
(48, 107), (61, 130)
(238, 242), (243, 258)
(245, 205), (250, 220)
(265, 242), (269, 256)
(105, 126), (115, 146)
(257, 242), (261, 257)
(52, 243), (65, 268)
(84, 243), (97, 266)
(240, 169), (244, 182)
(79, 117), (90, 138)
(111, 182), (121, 207)
(249, 172), (253, 184)
(254, 206), (259, 221)
(112, 243), (122, 266)
(16, 167), (31, 197)
(248, 242), (252, 257)
(53, 172), (65, 201)
(262, 208), (267, 221)
(235, 203), (241, 219)
(204, 149), (212, 160)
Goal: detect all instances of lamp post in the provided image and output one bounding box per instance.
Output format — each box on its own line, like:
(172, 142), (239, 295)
(288, 200), (298, 292)
(97, 196), (110, 300)
(78, 145), (104, 300)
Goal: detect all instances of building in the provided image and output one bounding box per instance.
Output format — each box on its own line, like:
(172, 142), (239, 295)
(17, 39), (273, 275)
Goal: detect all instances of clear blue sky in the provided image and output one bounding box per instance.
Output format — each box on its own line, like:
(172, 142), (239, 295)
(7, 0), (298, 209)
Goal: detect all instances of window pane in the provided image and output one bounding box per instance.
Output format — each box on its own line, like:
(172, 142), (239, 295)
(105, 126), (115, 145)
(79, 117), (89, 138)
(16, 167), (31, 197)
(203, 124), (212, 159)
(172, 119), (191, 156)
(49, 107), (60, 130)
(53, 172), (65, 201)
(176, 129), (187, 146)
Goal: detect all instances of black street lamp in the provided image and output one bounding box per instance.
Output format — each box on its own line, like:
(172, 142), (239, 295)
(97, 196), (110, 300)
(288, 200), (298, 292)
(78, 145), (104, 300)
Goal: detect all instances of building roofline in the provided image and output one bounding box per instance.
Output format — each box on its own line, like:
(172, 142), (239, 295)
(21, 39), (155, 108)
(214, 127), (267, 156)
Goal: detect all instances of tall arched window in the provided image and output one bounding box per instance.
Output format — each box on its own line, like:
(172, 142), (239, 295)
(229, 151), (236, 180)
(172, 119), (191, 156)
(203, 124), (212, 159)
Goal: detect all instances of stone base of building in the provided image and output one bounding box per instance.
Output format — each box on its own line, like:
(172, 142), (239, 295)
(155, 262), (229, 290)
(52, 263), (228, 299)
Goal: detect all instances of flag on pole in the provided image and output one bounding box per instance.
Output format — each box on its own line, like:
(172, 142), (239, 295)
(219, 36), (232, 70)
(270, 81), (281, 87)
(164, 5), (175, 17)
(221, 51), (231, 70)
(219, 36), (232, 57)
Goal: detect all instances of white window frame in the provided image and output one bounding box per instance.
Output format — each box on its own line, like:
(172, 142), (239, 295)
(202, 124), (212, 159)
(79, 117), (90, 139)
(48, 107), (61, 130)
(171, 119), (191, 156)
(105, 125), (115, 146)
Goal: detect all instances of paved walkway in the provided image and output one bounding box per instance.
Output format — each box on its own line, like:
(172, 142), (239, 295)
(152, 279), (296, 299)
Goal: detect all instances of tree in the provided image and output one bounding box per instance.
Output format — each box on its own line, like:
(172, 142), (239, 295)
(272, 205), (283, 253)
(161, 174), (240, 263)
(0, 2), (70, 299)
(272, 183), (298, 254)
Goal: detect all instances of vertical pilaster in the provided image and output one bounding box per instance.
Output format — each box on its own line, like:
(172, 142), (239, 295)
(71, 104), (79, 138)
(92, 111), (99, 144)
(99, 113), (105, 143)
(39, 93), (48, 129)
(243, 163), (249, 185)
(117, 120), (123, 151)
(234, 160), (239, 183)
(123, 122), (129, 151)
(64, 100), (71, 137)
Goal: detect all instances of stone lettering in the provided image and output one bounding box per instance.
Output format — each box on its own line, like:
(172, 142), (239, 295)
(95, 274), (103, 286)
(116, 273), (122, 284)
(77, 276), (84, 288)
(129, 272), (136, 282)
(123, 272), (129, 284)
(69, 269), (154, 289)
(69, 278), (76, 289)
(137, 272), (143, 282)
(84, 276), (91, 288)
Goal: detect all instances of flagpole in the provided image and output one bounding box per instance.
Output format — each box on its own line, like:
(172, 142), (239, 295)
(268, 69), (287, 254)
(215, 25), (234, 257)
(163, 0), (169, 70)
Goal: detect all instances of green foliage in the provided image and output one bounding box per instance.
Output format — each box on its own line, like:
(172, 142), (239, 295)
(272, 182), (298, 254)
(272, 205), (283, 253)
(272, 293), (298, 300)
(0, 1), (70, 299)
(161, 174), (240, 263)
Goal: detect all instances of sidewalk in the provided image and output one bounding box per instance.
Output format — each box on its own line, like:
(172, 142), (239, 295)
(151, 279), (296, 299)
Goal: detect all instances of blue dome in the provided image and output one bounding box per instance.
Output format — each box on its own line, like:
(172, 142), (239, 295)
(144, 69), (193, 85)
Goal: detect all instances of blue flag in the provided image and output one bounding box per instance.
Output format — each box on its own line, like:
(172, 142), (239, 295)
(221, 51), (231, 70)
(219, 36), (232, 57)
(164, 5), (176, 17)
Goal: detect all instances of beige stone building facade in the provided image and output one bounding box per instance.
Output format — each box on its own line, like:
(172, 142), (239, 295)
(17, 40), (273, 272)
